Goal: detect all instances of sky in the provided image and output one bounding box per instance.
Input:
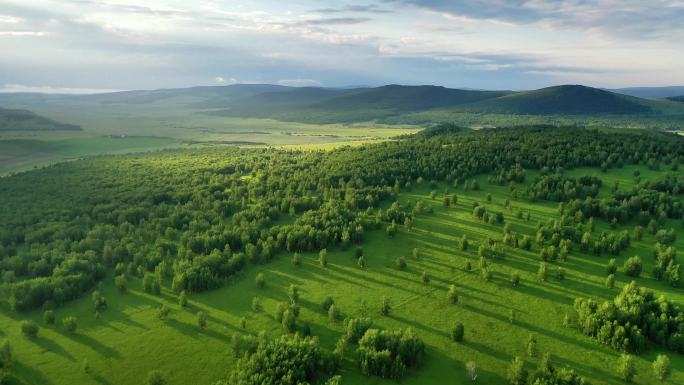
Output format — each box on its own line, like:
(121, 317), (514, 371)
(0, 0), (683, 93)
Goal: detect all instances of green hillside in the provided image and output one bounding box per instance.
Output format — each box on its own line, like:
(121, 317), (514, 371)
(667, 96), (684, 103)
(454, 85), (653, 115)
(0, 107), (81, 131)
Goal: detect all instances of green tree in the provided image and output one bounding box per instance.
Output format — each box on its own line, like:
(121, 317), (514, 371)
(451, 322), (464, 342)
(319, 249), (328, 267)
(606, 274), (616, 289)
(537, 262), (548, 282)
(43, 310), (55, 325)
(381, 296), (391, 316)
(527, 334), (537, 357)
(617, 353), (636, 382)
(62, 316), (77, 333)
(20, 321), (38, 338)
(447, 284), (459, 304)
(652, 354), (670, 381)
(179, 290), (188, 307)
(624, 256), (642, 277)
(197, 311), (207, 330)
(292, 253), (302, 267)
(288, 284), (299, 303)
(255, 273), (265, 289)
(507, 356), (527, 385)
(328, 304), (340, 322)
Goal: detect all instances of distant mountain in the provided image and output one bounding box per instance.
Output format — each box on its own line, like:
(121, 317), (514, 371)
(0, 107), (81, 131)
(611, 86), (684, 100)
(312, 85), (511, 112)
(454, 85), (652, 115)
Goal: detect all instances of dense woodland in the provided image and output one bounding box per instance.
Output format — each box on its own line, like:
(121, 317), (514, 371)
(1, 125), (684, 383)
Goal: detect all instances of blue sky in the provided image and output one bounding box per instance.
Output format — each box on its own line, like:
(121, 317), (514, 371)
(0, 0), (683, 92)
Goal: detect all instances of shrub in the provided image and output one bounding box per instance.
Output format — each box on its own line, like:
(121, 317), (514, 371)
(322, 296), (335, 312)
(652, 354), (671, 381)
(328, 304), (340, 322)
(421, 271), (430, 284)
(251, 297), (263, 312)
(617, 354), (636, 382)
(20, 321), (39, 338)
(255, 273), (265, 289)
(381, 296), (391, 316)
(43, 310), (55, 325)
(605, 274), (616, 289)
(197, 311), (207, 330)
(62, 316), (77, 334)
(319, 249), (328, 267)
(451, 322), (464, 342)
(624, 256), (642, 277)
(292, 253), (302, 266)
(179, 290), (188, 307)
(510, 271), (521, 287)
(396, 256), (407, 270)
(447, 285), (459, 304)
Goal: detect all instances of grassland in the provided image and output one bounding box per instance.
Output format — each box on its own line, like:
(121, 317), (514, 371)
(0, 104), (418, 175)
(1, 163), (682, 385)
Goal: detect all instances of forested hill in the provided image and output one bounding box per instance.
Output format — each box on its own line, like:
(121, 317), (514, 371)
(0, 126), (682, 312)
(0, 107), (81, 131)
(450, 85), (653, 115)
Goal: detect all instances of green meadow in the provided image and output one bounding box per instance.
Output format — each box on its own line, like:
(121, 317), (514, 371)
(2, 163), (682, 385)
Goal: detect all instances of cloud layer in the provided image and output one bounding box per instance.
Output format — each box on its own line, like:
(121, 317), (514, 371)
(0, 0), (682, 91)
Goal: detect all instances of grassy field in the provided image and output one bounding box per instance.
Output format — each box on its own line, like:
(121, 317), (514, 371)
(1, 163), (682, 385)
(0, 108), (419, 175)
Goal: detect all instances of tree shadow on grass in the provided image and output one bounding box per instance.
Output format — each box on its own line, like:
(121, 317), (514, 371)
(71, 332), (122, 359)
(30, 335), (76, 362)
(10, 361), (53, 385)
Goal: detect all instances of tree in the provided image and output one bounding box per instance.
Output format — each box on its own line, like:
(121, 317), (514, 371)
(63, 316), (77, 334)
(21, 321), (38, 338)
(624, 256), (642, 277)
(381, 296), (391, 316)
(527, 334), (537, 357)
(322, 295), (335, 311)
(357, 256), (366, 268)
(328, 304), (340, 322)
(255, 273), (265, 289)
(617, 354), (636, 382)
(387, 221), (398, 238)
(411, 247), (420, 259)
(197, 311), (207, 330)
(421, 271), (430, 284)
(91, 290), (107, 312)
(460, 234), (469, 251)
(537, 262), (548, 282)
(451, 322), (464, 342)
(114, 274), (127, 292)
(288, 284), (299, 303)
(396, 256), (407, 270)
(447, 284), (459, 304)
(251, 296), (263, 312)
(179, 290), (188, 307)
(507, 356), (527, 385)
(147, 370), (166, 385)
(652, 354), (670, 381)
(319, 249), (328, 267)
(510, 271), (521, 287)
(466, 361), (478, 381)
(43, 310), (55, 325)
(157, 305), (170, 320)
(292, 253), (302, 266)
(607, 258), (618, 274)
(606, 274), (616, 289)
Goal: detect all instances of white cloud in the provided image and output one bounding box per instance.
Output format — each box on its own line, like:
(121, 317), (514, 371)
(0, 15), (23, 24)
